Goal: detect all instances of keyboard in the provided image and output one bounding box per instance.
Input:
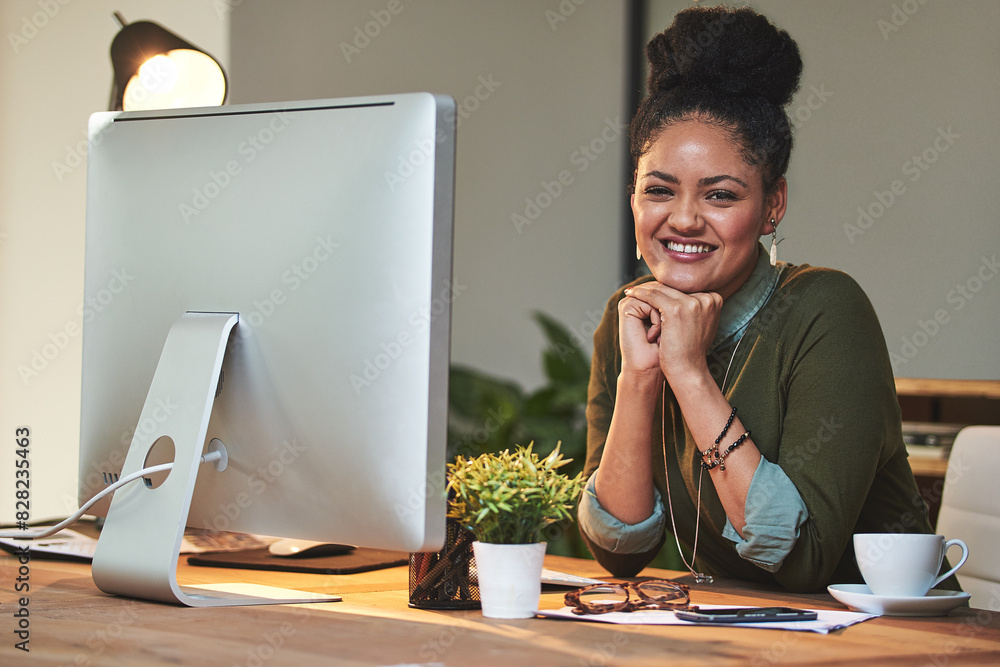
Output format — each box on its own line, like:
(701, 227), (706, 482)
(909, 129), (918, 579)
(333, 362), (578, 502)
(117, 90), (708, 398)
(540, 568), (606, 587)
(0, 529), (97, 562)
(0, 528), (275, 562)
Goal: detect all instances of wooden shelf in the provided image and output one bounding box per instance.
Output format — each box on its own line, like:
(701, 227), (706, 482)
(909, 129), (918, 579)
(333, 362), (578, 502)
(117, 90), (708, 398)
(895, 378), (1000, 399)
(908, 455), (949, 478)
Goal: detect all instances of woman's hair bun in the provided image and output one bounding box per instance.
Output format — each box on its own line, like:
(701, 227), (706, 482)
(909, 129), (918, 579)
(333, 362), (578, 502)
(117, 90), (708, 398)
(646, 6), (802, 107)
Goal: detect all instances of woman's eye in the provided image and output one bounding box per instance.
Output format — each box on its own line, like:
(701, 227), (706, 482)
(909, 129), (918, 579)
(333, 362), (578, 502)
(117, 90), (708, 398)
(644, 186), (673, 197)
(706, 190), (737, 201)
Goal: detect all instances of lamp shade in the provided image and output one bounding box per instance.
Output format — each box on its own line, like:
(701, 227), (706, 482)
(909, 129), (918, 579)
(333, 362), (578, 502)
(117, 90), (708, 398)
(110, 19), (227, 112)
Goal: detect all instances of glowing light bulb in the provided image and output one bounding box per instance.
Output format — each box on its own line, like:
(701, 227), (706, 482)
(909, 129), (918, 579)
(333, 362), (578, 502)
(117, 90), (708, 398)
(137, 54), (179, 94)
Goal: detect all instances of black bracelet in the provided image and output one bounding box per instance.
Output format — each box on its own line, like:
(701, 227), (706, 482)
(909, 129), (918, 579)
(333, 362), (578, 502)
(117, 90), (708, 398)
(701, 430), (751, 472)
(716, 407), (737, 445)
(699, 407), (738, 459)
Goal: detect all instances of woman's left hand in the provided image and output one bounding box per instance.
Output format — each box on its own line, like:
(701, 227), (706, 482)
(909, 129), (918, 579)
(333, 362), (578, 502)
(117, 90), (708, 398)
(622, 281), (723, 383)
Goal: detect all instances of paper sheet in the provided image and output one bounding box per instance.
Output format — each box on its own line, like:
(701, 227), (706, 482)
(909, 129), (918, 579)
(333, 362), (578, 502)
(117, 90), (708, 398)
(537, 604), (876, 634)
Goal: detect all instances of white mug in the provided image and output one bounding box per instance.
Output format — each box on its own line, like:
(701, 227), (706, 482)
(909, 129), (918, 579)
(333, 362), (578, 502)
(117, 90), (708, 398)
(853, 533), (969, 598)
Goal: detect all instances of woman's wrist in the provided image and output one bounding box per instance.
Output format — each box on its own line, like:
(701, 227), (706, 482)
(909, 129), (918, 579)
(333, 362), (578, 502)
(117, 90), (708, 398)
(662, 362), (715, 396)
(617, 368), (663, 398)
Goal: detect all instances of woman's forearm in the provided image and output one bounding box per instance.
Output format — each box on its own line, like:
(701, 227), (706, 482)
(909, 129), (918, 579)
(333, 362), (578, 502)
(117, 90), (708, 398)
(593, 371), (663, 525)
(667, 367), (761, 535)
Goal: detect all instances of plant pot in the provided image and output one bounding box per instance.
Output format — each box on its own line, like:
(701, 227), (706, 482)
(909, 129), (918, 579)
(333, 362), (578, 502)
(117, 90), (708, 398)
(472, 541), (546, 619)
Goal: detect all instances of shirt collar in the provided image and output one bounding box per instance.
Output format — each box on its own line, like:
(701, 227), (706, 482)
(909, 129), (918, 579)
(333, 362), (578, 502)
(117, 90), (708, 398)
(711, 244), (780, 351)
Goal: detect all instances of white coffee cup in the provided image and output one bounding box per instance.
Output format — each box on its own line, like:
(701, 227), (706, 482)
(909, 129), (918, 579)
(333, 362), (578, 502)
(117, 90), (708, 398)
(853, 533), (969, 598)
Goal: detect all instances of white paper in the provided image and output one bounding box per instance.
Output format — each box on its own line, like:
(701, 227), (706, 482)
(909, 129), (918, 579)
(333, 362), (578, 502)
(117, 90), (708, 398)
(537, 604), (876, 634)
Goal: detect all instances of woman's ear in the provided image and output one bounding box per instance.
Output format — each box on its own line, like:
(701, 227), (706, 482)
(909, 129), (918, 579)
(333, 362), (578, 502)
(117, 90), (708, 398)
(762, 177), (788, 236)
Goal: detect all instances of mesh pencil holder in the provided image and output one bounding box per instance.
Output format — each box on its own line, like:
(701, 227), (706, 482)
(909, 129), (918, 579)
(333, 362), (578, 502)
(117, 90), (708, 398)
(408, 519), (480, 609)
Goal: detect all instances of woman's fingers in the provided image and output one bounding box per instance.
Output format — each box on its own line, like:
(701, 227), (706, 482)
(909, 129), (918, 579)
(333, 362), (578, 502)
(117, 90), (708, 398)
(622, 282), (723, 378)
(647, 307), (661, 343)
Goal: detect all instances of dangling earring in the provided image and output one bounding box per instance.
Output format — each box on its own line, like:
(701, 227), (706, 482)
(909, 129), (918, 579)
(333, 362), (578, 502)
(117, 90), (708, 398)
(636, 245), (642, 261)
(769, 219), (782, 266)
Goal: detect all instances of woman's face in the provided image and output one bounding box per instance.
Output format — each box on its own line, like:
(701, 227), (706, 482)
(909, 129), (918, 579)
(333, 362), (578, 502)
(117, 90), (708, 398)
(631, 119), (786, 300)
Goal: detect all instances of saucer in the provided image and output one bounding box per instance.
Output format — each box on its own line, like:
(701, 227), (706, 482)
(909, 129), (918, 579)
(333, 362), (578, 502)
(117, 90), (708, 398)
(827, 584), (970, 617)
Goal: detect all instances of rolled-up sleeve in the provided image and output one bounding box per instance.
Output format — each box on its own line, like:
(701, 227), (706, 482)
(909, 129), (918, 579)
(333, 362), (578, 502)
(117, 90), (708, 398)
(577, 472), (666, 554)
(721, 457), (808, 572)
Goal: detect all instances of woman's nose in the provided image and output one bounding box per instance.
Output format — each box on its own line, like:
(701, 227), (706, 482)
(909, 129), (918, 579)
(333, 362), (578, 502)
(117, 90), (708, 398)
(669, 196), (704, 234)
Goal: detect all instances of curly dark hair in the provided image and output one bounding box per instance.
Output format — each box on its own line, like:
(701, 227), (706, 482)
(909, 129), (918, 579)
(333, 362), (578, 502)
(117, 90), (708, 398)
(629, 6), (802, 194)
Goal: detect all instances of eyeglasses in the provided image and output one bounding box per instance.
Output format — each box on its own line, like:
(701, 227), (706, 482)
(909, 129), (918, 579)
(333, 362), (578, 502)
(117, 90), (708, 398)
(564, 579), (697, 615)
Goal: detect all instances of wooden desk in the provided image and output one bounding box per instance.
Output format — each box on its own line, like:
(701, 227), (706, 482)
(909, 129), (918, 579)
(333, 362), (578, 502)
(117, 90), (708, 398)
(3, 553), (999, 665)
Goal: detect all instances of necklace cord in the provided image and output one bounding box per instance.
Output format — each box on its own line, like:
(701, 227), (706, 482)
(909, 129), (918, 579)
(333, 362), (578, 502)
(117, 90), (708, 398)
(659, 313), (757, 585)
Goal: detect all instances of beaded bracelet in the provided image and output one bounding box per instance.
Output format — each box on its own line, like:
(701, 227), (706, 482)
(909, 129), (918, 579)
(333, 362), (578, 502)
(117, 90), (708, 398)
(699, 407), (737, 460)
(701, 430), (751, 472)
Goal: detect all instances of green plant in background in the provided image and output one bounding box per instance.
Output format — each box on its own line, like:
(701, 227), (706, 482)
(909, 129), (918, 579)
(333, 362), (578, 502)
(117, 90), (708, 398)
(447, 311), (589, 468)
(446, 444), (585, 544)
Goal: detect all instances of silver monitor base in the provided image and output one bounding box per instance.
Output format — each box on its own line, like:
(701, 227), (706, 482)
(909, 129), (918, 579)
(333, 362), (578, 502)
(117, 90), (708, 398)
(91, 312), (340, 607)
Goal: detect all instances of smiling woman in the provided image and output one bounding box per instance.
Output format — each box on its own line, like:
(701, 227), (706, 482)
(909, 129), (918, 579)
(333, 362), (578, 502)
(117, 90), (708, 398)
(577, 6), (950, 594)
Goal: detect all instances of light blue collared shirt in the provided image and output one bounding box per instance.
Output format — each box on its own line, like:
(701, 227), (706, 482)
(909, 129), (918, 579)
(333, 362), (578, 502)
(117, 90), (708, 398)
(578, 247), (809, 572)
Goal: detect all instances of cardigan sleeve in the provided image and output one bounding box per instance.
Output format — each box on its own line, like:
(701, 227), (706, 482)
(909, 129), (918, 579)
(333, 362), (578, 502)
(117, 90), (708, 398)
(577, 473), (667, 554)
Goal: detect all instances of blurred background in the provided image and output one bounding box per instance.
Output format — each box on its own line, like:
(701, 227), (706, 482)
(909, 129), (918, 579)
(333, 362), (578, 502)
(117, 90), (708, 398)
(2, 1), (997, 557)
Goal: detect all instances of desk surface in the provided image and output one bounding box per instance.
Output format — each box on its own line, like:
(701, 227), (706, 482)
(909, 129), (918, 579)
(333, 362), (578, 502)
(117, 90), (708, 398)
(3, 553), (998, 666)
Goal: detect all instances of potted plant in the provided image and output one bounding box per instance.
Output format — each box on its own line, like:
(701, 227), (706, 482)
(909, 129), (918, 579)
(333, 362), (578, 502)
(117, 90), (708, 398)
(446, 443), (585, 618)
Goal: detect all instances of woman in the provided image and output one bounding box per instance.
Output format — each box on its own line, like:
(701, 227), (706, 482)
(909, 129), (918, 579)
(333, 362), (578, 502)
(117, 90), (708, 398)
(577, 6), (935, 593)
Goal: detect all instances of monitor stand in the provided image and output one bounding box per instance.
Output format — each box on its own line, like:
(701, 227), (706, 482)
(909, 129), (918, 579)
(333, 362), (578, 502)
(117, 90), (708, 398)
(90, 312), (341, 607)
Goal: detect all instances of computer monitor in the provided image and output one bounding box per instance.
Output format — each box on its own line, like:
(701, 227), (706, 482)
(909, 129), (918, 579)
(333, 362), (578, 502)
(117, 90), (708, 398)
(79, 92), (455, 606)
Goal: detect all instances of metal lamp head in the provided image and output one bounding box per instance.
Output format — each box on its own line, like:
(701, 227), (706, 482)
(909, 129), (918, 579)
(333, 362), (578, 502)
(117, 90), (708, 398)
(110, 16), (227, 112)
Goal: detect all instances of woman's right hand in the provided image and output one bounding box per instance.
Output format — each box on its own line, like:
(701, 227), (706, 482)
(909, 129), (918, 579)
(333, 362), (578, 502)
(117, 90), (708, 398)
(617, 290), (664, 378)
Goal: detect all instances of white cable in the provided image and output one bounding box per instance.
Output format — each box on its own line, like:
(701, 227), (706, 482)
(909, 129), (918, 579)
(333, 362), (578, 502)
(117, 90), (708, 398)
(0, 450), (223, 540)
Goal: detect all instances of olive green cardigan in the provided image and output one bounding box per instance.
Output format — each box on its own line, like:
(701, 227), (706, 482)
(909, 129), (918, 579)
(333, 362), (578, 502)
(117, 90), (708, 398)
(581, 263), (938, 593)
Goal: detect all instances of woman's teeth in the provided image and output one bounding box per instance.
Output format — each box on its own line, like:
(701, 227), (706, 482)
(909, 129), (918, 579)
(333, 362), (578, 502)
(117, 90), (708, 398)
(665, 241), (712, 254)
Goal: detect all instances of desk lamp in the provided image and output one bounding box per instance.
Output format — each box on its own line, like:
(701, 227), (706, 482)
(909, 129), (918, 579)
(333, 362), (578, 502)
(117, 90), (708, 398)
(109, 12), (227, 112)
